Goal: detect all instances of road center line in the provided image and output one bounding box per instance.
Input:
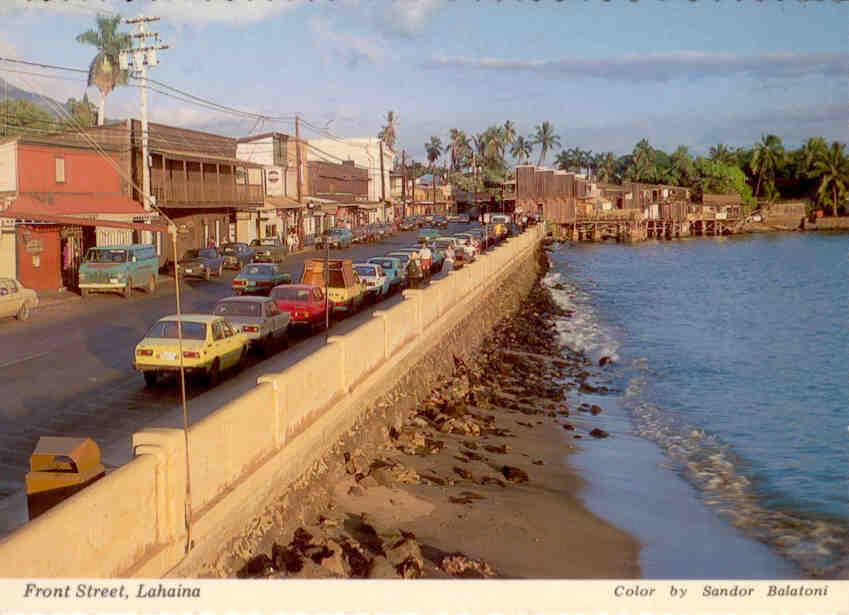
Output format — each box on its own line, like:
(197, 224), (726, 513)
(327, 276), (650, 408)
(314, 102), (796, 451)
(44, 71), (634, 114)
(0, 351), (50, 370)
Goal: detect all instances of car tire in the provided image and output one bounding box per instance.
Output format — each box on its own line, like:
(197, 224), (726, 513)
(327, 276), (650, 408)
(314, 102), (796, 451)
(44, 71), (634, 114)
(123, 280), (133, 299)
(237, 348), (248, 372)
(206, 359), (221, 388)
(16, 302), (31, 321)
(262, 334), (275, 356)
(148, 276), (157, 294)
(204, 268), (211, 281)
(217, 264), (223, 277)
(281, 329), (291, 349)
(143, 371), (158, 387)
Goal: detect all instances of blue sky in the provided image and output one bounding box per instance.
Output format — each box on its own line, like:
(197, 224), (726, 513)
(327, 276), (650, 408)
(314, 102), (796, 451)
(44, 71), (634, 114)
(0, 0), (846, 163)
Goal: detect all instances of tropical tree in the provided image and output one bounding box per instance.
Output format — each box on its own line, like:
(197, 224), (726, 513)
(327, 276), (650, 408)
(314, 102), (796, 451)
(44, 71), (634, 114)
(483, 125), (506, 161)
(0, 99), (56, 136)
(694, 157), (755, 209)
(799, 137), (828, 178)
(595, 152), (617, 183)
(531, 121), (560, 167)
(554, 150), (572, 172)
(626, 138), (657, 183)
(709, 144), (736, 165)
(377, 111), (397, 150)
(577, 148), (594, 178)
(670, 145), (696, 187)
(502, 120), (516, 149)
(425, 136), (443, 167)
(75, 14), (130, 126)
(749, 134), (785, 198)
(810, 141), (849, 216)
(63, 94), (97, 129)
(510, 135), (533, 164)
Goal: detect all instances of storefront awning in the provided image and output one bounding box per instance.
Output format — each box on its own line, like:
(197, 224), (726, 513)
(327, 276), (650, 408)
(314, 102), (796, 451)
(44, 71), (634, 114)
(0, 194), (170, 233)
(265, 195), (305, 210)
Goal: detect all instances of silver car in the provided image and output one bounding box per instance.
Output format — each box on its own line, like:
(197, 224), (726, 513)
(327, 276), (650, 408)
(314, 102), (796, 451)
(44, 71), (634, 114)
(212, 296), (291, 355)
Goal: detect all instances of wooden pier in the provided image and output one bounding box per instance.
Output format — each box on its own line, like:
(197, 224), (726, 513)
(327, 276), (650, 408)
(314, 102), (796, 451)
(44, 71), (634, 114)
(556, 212), (739, 243)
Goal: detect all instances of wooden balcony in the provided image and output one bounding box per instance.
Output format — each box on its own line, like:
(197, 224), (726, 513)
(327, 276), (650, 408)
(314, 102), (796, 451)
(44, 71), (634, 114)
(149, 151), (264, 208)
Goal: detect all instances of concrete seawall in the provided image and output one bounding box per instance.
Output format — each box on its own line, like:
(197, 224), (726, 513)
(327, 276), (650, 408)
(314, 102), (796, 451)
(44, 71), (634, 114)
(0, 226), (544, 578)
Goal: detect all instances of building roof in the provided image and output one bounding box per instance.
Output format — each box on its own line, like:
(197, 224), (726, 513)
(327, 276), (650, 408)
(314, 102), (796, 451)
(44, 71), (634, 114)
(265, 195), (304, 210)
(236, 131), (293, 143)
(153, 147), (264, 167)
(3, 193), (147, 217)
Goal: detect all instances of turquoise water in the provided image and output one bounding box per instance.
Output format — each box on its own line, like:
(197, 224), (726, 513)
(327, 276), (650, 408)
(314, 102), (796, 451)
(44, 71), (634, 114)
(545, 233), (848, 577)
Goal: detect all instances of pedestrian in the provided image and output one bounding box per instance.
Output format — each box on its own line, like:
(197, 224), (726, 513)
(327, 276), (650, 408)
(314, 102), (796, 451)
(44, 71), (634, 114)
(286, 232), (295, 254)
(442, 244), (455, 273)
(406, 252), (423, 289)
(419, 243), (432, 277)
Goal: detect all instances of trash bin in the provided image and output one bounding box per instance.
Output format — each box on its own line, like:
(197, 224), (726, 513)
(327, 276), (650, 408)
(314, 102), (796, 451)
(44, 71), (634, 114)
(25, 437), (105, 520)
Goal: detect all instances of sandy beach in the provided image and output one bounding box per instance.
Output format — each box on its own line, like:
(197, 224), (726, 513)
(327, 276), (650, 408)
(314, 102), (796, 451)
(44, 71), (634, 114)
(221, 248), (641, 580)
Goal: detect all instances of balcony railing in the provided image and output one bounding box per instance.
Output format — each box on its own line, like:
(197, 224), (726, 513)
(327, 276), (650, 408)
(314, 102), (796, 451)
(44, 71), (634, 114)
(151, 179), (263, 206)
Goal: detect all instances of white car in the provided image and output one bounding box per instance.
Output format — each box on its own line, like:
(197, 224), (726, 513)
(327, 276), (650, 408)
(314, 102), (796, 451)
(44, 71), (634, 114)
(353, 263), (390, 301)
(212, 296), (291, 355)
(452, 234), (479, 262)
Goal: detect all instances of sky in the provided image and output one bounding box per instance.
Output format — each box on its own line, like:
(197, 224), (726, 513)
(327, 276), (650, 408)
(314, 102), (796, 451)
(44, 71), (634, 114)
(0, 0), (846, 163)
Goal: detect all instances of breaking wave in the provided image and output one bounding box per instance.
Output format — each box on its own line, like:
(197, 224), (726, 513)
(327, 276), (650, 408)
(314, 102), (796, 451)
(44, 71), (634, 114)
(543, 250), (848, 578)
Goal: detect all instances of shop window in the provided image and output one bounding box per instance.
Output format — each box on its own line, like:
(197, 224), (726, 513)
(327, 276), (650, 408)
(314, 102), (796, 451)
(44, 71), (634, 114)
(55, 157), (66, 183)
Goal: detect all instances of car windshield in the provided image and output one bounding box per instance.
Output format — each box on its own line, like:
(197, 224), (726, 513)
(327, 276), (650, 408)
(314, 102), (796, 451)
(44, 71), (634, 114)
(354, 265), (376, 277)
(435, 240), (451, 248)
(214, 301), (261, 317)
(329, 229), (345, 235)
(244, 265), (273, 276)
(146, 320), (206, 340)
(272, 287), (311, 302)
(370, 259), (394, 269)
(183, 249), (200, 260)
(86, 248), (127, 263)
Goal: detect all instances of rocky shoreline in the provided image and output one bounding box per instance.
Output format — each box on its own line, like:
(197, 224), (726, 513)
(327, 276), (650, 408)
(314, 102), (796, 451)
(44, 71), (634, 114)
(227, 248), (640, 580)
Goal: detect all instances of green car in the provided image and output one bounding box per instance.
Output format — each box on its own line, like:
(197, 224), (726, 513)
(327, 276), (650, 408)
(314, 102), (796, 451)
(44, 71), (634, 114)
(417, 228), (440, 244)
(78, 244), (159, 298)
(232, 262), (292, 296)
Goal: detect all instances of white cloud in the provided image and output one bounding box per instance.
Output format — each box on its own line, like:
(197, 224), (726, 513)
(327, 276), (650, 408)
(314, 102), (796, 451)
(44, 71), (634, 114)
(376, 0), (445, 39)
(0, 0), (298, 25)
(426, 51), (849, 82)
(309, 16), (386, 68)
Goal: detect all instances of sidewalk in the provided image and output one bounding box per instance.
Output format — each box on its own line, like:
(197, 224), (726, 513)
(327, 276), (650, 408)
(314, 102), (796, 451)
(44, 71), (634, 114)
(33, 274), (178, 314)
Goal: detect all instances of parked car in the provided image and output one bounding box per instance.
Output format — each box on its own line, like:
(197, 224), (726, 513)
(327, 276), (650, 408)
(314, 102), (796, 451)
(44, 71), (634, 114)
(0, 278), (37, 321)
(221, 242), (255, 270)
(177, 248), (224, 281)
(418, 228), (440, 244)
(367, 256), (405, 290)
(433, 237), (465, 269)
(447, 214), (460, 223)
(271, 284), (327, 334)
(232, 262), (291, 296)
(316, 227), (354, 249)
(300, 259), (365, 315)
(250, 237), (287, 263)
(452, 233), (479, 261)
(457, 214), (471, 224)
(213, 296), (290, 355)
(432, 215), (449, 229)
(424, 214), (434, 224)
(353, 262), (390, 301)
(79, 244), (159, 298)
(392, 246), (427, 273)
(133, 314), (248, 387)
(398, 217), (418, 231)
(351, 227), (369, 244)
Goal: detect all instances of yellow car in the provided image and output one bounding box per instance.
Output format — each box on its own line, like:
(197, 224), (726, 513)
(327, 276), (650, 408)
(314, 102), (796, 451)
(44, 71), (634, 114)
(133, 314), (249, 387)
(300, 259), (365, 314)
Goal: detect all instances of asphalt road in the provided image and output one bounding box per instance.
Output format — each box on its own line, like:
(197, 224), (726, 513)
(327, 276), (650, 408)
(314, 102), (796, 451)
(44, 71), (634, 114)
(0, 226), (475, 517)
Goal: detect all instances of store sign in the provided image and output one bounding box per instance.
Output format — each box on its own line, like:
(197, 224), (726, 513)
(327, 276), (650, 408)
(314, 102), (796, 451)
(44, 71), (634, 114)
(267, 169), (280, 184)
(25, 238), (43, 254)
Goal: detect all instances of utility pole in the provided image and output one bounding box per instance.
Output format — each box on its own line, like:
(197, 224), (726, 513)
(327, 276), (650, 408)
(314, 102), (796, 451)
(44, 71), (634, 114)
(378, 139), (386, 222)
(401, 150), (406, 219)
(120, 16), (168, 247)
(294, 115), (303, 246)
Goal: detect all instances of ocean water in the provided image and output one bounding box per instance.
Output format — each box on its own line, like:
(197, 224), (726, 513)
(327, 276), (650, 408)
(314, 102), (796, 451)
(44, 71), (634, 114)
(544, 233), (848, 578)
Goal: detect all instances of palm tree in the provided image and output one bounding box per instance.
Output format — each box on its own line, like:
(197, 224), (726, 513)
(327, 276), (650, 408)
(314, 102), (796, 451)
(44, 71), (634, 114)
(511, 136), (533, 164)
(502, 120), (517, 148)
(671, 145), (695, 187)
(628, 139), (657, 183)
(750, 134), (785, 198)
(800, 137), (828, 178)
(554, 150), (571, 172)
(531, 121), (560, 167)
(810, 142), (849, 216)
(484, 125), (506, 161)
(76, 15), (131, 126)
(709, 144), (736, 165)
(377, 111), (398, 150)
(595, 152), (617, 183)
(578, 148), (594, 179)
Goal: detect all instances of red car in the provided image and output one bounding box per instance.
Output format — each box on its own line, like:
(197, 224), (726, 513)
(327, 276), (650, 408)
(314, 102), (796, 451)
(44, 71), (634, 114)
(271, 284), (328, 334)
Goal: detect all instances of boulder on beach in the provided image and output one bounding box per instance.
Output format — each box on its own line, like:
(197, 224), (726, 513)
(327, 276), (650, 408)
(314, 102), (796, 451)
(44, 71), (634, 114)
(500, 465), (529, 484)
(589, 428), (610, 439)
